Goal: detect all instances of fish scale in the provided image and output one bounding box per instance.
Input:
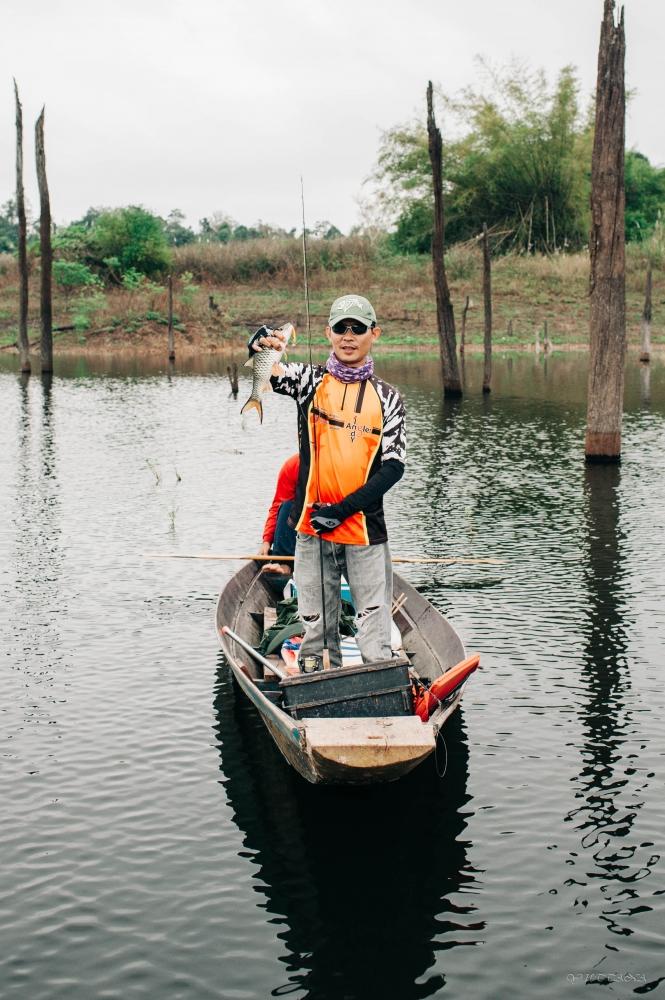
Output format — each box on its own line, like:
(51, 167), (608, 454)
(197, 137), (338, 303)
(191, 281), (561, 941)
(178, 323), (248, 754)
(241, 323), (295, 423)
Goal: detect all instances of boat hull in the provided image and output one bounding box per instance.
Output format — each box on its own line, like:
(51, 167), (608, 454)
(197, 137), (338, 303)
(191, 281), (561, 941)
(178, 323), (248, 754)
(217, 563), (470, 785)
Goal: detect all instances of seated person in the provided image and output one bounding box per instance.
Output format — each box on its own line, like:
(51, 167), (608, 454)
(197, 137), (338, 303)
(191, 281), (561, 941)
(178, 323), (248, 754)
(259, 453), (298, 574)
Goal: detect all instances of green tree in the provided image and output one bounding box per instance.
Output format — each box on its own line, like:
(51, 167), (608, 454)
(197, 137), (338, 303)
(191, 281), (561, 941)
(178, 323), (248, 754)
(232, 223), (262, 241)
(389, 200), (432, 254)
(197, 213), (295, 243)
(164, 209), (195, 246)
(214, 221), (234, 242)
(52, 222), (94, 261)
(0, 199), (18, 253)
(374, 61), (593, 253)
(312, 220), (343, 239)
(53, 260), (99, 291)
(199, 212), (235, 243)
(53, 260), (99, 303)
(91, 206), (171, 278)
(625, 151), (665, 241)
(71, 206), (106, 230)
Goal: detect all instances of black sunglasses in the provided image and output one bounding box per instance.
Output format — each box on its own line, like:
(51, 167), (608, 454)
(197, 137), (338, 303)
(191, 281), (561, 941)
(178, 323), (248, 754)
(331, 321), (373, 335)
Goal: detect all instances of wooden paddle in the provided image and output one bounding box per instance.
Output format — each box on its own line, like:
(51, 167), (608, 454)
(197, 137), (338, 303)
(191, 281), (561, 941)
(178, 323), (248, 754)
(144, 552), (503, 566)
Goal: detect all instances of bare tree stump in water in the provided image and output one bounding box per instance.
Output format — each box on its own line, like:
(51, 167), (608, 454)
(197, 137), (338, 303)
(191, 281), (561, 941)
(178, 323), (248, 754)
(167, 275), (175, 360)
(543, 320), (552, 354)
(14, 81), (30, 375)
(639, 262), (652, 362)
(639, 362), (651, 407)
(585, 0), (626, 463)
(460, 296), (470, 356)
(426, 81), (462, 397)
(227, 364), (238, 397)
(35, 107), (53, 374)
(482, 223), (492, 393)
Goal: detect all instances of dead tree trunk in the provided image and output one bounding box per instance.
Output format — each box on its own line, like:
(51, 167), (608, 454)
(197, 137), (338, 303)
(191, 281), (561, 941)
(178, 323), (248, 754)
(551, 208), (557, 253)
(35, 107), (53, 374)
(227, 364), (238, 396)
(460, 295), (470, 356)
(585, 0), (626, 463)
(639, 262), (652, 362)
(14, 80), (30, 374)
(639, 362), (650, 406)
(167, 274), (175, 360)
(426, 81), (462, 397)
(482, 223), (492, 393)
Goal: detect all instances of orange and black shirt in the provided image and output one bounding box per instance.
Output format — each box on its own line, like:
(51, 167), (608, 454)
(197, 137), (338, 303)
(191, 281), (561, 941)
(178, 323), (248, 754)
(270, 364), (406, 545)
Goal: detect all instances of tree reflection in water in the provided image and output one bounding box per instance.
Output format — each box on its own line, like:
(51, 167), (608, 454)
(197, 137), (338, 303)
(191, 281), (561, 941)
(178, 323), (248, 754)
(565, 465), (657, 945)
(11, 373), (66, 690)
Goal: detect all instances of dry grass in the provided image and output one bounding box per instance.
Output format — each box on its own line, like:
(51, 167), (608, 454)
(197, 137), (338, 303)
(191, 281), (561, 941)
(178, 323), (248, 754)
(0, 243), (663, 352)
(173, 235), (378, 285)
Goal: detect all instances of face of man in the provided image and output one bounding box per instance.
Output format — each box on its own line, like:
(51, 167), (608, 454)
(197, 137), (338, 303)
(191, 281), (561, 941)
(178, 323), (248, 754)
(325, 318), (381, 368)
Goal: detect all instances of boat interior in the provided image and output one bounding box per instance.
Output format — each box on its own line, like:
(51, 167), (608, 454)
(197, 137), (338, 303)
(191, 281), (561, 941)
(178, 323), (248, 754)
(217, 562), (469, 722)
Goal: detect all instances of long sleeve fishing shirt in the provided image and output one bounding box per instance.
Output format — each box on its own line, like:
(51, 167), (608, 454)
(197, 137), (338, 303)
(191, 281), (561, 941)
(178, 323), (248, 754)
(269, 363), (406, 546)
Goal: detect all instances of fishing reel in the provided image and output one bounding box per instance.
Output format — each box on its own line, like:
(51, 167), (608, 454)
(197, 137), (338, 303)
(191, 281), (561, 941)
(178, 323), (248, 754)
(300, 654), (323, 674)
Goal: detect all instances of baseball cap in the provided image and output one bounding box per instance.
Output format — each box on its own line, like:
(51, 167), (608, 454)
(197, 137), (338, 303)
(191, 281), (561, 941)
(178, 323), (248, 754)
(328, 294), (377, 328)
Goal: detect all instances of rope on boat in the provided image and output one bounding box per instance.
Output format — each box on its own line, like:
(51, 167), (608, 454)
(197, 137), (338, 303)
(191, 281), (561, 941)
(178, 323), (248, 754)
(434, 728), (448, 779)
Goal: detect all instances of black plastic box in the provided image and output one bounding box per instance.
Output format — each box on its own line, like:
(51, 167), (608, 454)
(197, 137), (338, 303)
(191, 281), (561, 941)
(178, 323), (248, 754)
(280, 658), (412, 720)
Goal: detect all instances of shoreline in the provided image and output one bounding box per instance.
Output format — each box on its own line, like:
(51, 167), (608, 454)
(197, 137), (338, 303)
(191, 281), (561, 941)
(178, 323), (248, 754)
(2, 247), (663, 362)
(2, 338), (663, 360)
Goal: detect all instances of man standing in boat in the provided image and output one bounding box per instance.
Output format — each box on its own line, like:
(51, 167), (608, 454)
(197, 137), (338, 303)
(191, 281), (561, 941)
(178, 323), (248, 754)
(248, 294), (406, 672)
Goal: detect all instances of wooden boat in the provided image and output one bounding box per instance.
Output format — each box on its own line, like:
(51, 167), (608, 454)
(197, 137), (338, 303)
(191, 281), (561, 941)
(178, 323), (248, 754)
(216, 562), (475, 785)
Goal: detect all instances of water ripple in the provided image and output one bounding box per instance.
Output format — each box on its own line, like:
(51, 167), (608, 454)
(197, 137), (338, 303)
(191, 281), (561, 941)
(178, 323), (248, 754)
(1, 355), (664, 999)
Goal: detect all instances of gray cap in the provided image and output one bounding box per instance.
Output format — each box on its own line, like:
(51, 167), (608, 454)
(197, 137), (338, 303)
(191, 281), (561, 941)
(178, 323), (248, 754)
(328, 294), (376, 328)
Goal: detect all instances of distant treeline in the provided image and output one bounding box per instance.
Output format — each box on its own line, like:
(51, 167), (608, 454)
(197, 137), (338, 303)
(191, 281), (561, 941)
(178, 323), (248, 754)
(0, 200), (379, 293)
(374, 61), (665, 254)
(1, 61), (664, 286)
(0, 202), (343, 257)
(0, 202), (349, 287)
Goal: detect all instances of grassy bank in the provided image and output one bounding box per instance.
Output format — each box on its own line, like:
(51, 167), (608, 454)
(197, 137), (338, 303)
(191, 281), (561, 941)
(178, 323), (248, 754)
(0, 238), (662, 355)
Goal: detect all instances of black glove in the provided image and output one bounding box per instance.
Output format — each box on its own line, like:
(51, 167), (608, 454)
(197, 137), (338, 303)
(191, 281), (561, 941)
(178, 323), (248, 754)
(247, 325), (270, 357)
(310, 502), (348, 535)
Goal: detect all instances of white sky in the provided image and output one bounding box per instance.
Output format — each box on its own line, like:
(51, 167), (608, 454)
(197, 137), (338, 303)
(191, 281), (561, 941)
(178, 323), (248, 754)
(1, 0), (662, 234)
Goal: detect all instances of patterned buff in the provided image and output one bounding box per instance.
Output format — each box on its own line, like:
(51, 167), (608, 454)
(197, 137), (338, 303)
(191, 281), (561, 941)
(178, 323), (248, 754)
(325, 352), (374, 383)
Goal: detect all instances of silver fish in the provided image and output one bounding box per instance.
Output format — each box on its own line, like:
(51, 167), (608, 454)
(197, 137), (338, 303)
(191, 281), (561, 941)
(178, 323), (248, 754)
(241, 322), (295, 422)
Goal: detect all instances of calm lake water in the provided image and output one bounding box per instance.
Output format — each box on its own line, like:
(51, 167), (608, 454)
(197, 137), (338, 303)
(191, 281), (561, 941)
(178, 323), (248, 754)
(1, 351), (664, 1000)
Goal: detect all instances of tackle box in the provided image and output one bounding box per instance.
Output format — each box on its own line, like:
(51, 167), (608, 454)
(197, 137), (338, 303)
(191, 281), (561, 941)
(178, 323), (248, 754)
(280, 658), (412, 720)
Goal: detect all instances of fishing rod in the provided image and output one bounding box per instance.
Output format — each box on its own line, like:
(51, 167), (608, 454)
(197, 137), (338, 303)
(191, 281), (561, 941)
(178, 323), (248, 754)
(301, 177), (332, 671)
(144, 552), (504, 566)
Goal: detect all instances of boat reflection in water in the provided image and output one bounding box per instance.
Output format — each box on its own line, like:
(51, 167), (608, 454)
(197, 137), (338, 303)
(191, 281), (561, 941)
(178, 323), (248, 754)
(213, 655), (484, 1000)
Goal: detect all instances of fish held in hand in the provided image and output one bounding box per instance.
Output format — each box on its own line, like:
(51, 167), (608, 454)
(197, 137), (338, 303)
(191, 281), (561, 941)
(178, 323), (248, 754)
(241, 323), (295, 422)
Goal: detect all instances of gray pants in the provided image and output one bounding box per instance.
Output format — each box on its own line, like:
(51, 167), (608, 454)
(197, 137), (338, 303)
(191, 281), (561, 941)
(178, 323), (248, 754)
(294, 531), (393, 670)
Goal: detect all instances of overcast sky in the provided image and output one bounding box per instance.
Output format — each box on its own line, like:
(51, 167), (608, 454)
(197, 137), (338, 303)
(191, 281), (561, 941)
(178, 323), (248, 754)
(1, 0), (662, 234)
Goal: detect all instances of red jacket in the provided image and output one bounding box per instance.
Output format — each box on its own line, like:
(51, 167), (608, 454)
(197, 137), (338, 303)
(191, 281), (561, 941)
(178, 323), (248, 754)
(262, 454), (299, 543)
